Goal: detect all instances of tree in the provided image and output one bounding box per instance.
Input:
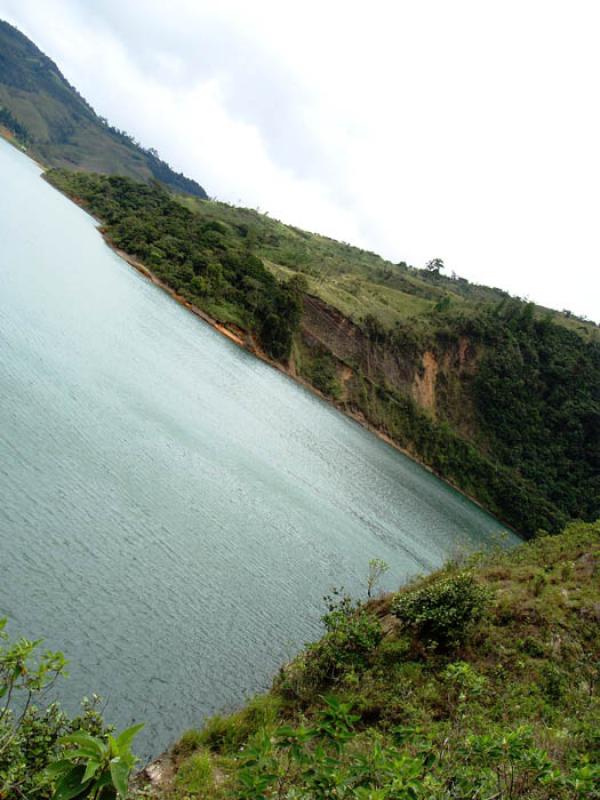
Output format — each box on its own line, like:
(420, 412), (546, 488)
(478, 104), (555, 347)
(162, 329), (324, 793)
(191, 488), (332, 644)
(367, 558), (390, 599)
(425, 258), (444, 274)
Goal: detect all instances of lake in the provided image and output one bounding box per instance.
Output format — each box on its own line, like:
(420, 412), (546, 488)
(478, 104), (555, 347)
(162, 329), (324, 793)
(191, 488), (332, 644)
(0, 138), (518, 757)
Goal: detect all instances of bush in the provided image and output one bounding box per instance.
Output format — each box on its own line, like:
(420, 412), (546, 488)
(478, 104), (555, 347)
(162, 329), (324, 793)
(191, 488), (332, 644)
(0, 615), (143, 800)
(279, 594), (383, 699)
(377, 638), (411, 665)
(541, 663), (566, 703)
(517, 636), (546, 658)
(391, 572), (489, 649)
(303, 595), (383, 688)
(532, 571), (548, 596)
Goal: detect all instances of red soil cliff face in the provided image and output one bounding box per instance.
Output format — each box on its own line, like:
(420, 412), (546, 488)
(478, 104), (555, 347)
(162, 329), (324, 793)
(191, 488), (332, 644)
(299, 295), (480, 436)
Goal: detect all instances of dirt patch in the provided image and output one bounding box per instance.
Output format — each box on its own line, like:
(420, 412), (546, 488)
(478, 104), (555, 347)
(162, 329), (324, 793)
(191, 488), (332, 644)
(412, 351), (438, 411)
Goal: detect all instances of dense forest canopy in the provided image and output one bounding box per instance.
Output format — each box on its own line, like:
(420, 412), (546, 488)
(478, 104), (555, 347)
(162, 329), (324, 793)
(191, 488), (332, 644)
(471, 304), (600, 524)
(47, 170), (302, 360)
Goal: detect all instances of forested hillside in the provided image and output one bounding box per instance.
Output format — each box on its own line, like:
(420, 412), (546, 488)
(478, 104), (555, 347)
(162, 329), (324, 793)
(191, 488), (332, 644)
(0, 20), (207, 197)
(46, 170), (600, 538)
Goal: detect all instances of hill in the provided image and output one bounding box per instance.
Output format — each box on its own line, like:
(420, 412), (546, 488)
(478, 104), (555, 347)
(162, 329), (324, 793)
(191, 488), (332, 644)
(45, 170), (600, 538)
(2, 17), (598, 537)
(0, 19), (207, 197)
(153, 520), (600, 799)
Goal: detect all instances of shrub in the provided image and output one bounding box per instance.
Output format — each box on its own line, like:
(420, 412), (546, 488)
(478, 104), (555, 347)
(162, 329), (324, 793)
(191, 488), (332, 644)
(541, 663), (566, 703)
(377, 638), (411, 665)
(465, 725), (556, 799)
(305, 595), (383, 686)
(517, 636), (546, 658)
(279, 594), (383, 698)
(0, 618), (140, 800)
(367, 558), (390, 599)
(391, 572), (489, 649)
(50, 722), (143, 800)
(442, 661), (487, 708)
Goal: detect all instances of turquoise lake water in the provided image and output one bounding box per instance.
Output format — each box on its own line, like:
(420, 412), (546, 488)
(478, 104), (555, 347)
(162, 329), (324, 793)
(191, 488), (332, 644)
(0, 138), (518, 757)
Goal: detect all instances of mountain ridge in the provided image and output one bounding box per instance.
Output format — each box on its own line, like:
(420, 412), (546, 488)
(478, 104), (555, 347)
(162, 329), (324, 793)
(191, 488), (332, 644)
(0, 19), (207, 197)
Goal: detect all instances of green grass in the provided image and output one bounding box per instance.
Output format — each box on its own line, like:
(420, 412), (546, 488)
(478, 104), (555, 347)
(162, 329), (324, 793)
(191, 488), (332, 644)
(178, 197), (451, 328)
(265, 260), (435, 325)
(174, 751), (213, 797)
(176, 197), (598, 340)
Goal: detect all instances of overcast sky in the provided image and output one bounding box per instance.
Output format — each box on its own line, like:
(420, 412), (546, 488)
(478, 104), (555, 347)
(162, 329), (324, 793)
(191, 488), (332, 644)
(2, 0), (599, 320)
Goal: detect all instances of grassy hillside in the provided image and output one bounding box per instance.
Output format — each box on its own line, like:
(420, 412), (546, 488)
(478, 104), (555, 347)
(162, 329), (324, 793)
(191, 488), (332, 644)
(158, 520), (600, 800)
(0, 19), (207, 197)
(45, 170), (600, 538)
(177, 196), (598, 339)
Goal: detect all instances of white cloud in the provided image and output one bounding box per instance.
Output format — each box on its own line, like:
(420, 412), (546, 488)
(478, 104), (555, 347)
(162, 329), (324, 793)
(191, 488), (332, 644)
(2, 0), (599, 319)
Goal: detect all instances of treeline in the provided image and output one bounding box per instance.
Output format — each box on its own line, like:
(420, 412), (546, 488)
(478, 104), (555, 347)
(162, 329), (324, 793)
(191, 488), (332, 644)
(46, 170), (302, 360)
(469, 303), (600, 527)
(422, 302), (600, 530)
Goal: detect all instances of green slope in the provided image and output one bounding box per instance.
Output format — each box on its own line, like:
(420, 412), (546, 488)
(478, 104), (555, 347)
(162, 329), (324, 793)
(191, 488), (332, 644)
(162, 520), (600, 800)
(177, 196), (598, 338)
(0, 19), (207, 197)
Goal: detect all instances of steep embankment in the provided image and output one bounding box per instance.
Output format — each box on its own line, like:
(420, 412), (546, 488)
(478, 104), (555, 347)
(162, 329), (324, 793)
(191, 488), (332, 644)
(0, 20), (207, 197)
(299, 294), (479, 429)
(293, 297), (600, 538)
(44, 169), (600, 539)
(150, 520), (600, 799)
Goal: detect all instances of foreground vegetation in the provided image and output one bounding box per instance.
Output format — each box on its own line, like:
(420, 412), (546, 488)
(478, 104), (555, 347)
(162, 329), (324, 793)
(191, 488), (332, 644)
(3, 521), (597, 799)
(162, 520), (599, 799)
(0, 618), (144, 800)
